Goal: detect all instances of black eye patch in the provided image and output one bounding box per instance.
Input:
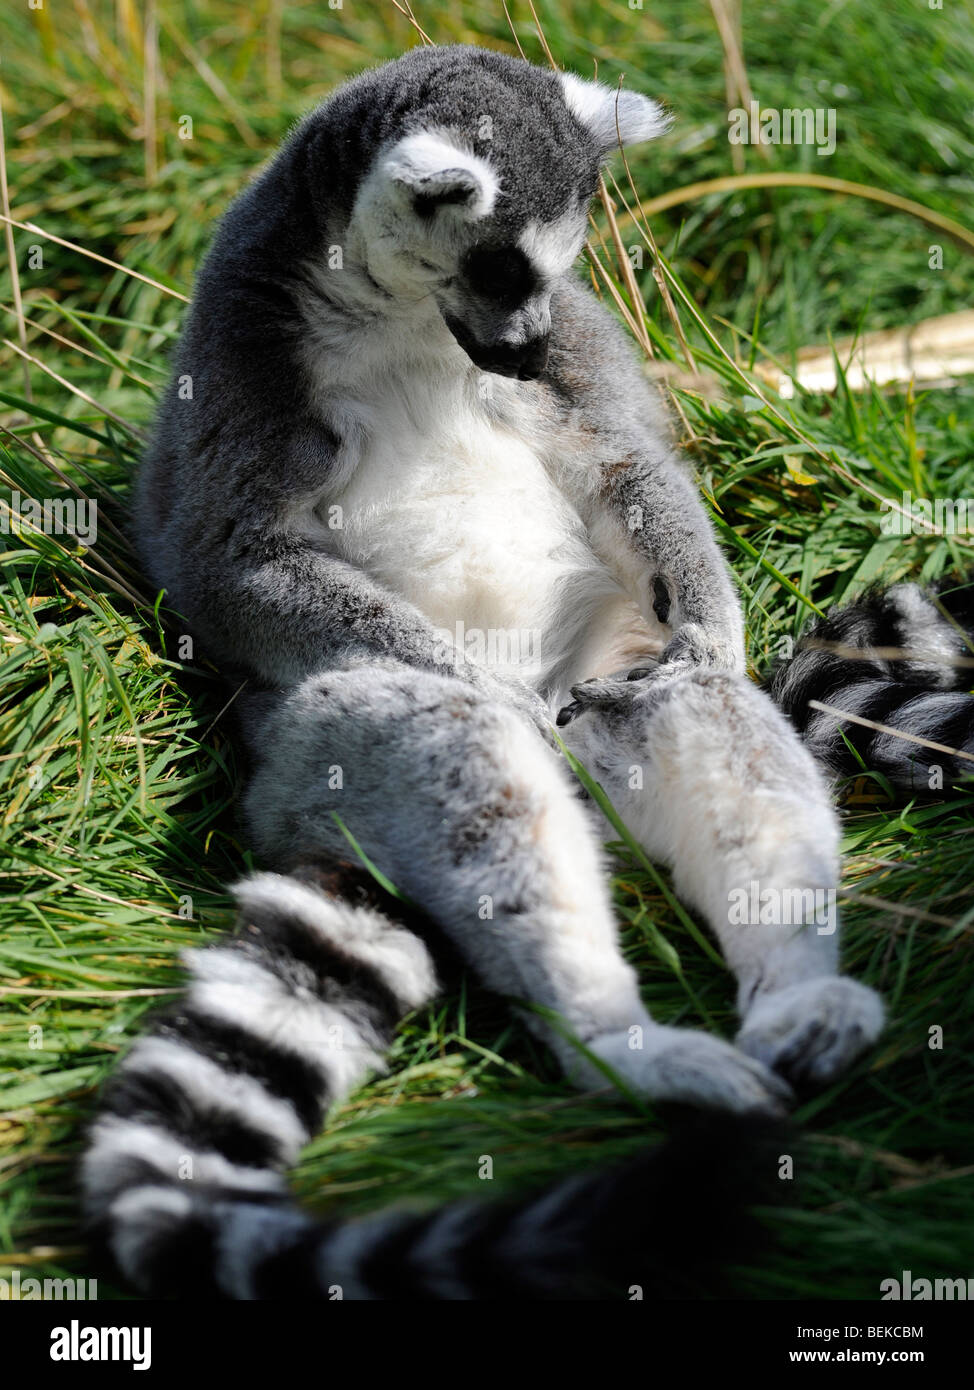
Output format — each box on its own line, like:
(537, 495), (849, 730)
(412, 187), (473, 218)
(461, 244), (538, 307)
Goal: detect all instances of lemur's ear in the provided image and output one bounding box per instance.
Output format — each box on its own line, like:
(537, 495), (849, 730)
(385, 132), (499, 219)
(559, 73), (670, 154)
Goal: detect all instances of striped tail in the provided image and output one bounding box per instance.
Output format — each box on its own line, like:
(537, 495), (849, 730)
(770, 579), (974, 793)
(83, 868), (780, 1300)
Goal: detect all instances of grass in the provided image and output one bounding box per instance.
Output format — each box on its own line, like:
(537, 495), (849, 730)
(2, 0), (974, 1298)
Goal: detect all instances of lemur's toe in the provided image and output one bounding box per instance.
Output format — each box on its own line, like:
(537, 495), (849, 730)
(568, 677), (633, 708)
(737, 977), (884, 1087)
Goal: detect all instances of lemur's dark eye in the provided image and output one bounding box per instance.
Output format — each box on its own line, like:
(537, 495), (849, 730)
(412, 187), (472, 219)
(462, 244), (537, 307)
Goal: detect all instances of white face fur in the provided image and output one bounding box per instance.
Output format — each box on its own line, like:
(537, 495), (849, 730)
(343, 73), (668, 378)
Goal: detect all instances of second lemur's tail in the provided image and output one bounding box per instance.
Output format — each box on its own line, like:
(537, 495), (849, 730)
(83, 868), (781, 1300)
(770, 579), (974, 792)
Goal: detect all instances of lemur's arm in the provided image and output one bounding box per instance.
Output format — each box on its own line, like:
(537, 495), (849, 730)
(195, 530), (462, 687)
(544, 275), (745, 673)
(593, 445), (745, 673)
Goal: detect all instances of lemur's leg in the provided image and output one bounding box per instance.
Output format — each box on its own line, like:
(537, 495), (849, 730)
(240, 664), (792, 1114)
(558, 668), (884, 1085)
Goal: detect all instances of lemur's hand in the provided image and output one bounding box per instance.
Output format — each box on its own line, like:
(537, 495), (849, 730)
(555, 621), (744, 727)
(556, 663), (666, 726)
(659, 620), (746, 676)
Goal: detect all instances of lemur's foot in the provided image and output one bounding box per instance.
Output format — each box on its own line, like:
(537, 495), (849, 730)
(586, 1024), (794, 1116)
(736, 977), (884, 1086)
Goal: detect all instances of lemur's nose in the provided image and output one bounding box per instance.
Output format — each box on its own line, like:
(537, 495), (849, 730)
(516, 333), (550, 381)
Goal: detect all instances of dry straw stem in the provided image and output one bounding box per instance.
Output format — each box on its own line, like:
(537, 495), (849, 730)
(142, 0), (158, 184)
(390, 0), (435, 47)
(525, 0), (558, 70)
(621, 171), (974, 256)
(707, 0), (771, 170)
(0, 212), (190, 302)
(584, 239), (646, 345)
(3, 337), (143, 438)
(0, 82), (31, 405)
(802, 637), (974, 670)
(158, 7), (261, 150)
(509, 8), (661, 364)
(836, 889), (960, 931)
(513, 6), (666, 373)
(813, 1134), (953, 1179)
(605, 166), (698, 375)
(0, 307), (156, 391)
(808, 698), (974, 764)
(502, 1), (529, 62)
(0, 72), (51, 460)
(597, 172), (654, 359)
(265, 0), (284, 102)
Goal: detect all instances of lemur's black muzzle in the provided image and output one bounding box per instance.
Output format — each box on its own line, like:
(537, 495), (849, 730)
(511, 333), (550, 381)
(444, 315), (550, 381)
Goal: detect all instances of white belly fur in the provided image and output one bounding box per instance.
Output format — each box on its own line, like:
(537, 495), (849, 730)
(321, 382), (658, 704)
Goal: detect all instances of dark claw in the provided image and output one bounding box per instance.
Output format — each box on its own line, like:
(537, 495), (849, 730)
(626, 666), (654, 681)
(556, 702), (579, 726)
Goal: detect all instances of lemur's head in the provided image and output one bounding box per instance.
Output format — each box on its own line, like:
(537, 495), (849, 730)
(347, 48), (669, 379)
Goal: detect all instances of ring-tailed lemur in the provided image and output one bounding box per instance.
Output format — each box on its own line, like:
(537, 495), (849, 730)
(84, 45), (885, 1299)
